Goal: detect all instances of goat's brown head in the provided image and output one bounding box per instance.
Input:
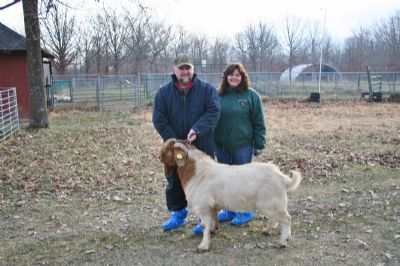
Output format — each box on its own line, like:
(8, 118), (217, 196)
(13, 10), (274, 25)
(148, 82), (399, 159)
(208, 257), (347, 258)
(160, 138), (177, 176)
(160, 138), (190, 176)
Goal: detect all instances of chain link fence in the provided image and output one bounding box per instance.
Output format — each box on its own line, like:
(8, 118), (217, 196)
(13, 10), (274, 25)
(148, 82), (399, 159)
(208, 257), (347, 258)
(51, 72), (400, 111)
(0, 87), (20, 142)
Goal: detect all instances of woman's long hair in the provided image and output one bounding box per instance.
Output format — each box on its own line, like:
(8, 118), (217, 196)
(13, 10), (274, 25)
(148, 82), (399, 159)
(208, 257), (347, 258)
(219, 63), (250, 96)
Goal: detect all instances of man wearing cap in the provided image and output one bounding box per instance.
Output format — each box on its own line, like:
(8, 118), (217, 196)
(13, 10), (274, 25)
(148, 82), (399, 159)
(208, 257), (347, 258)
(152, 54), (221, 232)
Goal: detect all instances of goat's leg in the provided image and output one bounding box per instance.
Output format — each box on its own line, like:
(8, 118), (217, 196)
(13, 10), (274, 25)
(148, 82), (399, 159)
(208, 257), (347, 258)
(259, 209), (278, 236)
(197, 211), (213, 252)
(278, 211), (291, 247)
(262, 217), (278, 236)
(210, 207), (219, 233)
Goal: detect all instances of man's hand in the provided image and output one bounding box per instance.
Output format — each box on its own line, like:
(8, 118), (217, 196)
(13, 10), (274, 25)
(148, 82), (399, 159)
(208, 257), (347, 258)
(187, 129), (197, 143)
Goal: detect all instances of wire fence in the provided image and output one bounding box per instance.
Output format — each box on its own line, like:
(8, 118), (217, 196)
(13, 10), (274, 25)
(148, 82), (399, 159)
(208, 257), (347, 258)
(51, 72), (400, 111)
(0, 87), (20, 142)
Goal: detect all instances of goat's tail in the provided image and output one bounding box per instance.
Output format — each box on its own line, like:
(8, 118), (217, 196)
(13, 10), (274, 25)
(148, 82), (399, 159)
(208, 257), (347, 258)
(286, 170), (302, 192)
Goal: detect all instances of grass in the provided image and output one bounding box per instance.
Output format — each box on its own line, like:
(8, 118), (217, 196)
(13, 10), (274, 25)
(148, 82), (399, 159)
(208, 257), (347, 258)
(1, 100), (399, 265)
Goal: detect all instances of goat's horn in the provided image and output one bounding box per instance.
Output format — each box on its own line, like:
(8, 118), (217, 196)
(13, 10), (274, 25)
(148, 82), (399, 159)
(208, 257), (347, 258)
(164, 138), (176, 147)
(173, 141), (187, 152)
(160, 138), (177, 161)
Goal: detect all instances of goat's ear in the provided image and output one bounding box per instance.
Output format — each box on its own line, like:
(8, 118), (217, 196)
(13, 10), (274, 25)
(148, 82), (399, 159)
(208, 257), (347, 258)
(164, 164), (174, 177)
(173, 142), (188, 166)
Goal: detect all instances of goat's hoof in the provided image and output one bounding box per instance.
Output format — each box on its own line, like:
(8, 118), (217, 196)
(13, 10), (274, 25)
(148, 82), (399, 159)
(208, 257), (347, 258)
(262, 230), (273, 236)
(210, 229), (218, 235)
(196, 247), (209, 253)
(278, 240), (288, 248)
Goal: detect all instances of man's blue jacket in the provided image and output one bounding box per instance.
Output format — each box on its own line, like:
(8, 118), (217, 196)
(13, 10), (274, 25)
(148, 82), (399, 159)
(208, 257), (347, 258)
(152, 74), (221, 157)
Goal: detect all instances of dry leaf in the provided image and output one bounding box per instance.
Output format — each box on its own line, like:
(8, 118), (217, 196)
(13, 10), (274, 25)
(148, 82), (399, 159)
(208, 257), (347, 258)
(84, 250), (96, 254)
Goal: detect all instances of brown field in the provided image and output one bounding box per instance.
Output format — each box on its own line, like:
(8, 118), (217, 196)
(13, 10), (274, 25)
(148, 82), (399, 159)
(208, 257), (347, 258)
(0, 100), (399, 265)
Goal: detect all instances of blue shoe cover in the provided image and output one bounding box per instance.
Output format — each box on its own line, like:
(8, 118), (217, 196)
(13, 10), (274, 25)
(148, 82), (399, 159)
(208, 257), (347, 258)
(218, 210), (236, 222)
(162, 208), (188, 231)
(231, 212), (254, 226)
(192, 223), (203, 235)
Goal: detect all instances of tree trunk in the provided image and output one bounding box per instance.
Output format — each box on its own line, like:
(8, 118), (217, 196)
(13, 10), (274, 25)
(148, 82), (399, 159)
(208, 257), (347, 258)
(22, 0), (49, 128)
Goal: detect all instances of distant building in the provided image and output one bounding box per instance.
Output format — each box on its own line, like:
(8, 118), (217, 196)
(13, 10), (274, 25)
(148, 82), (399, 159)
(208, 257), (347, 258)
(280, 63), (341, 82)
(0, 22), (54, 119)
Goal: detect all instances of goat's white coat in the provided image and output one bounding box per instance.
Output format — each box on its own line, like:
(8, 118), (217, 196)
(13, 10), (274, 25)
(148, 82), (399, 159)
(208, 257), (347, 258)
(173, 142), (302, 251)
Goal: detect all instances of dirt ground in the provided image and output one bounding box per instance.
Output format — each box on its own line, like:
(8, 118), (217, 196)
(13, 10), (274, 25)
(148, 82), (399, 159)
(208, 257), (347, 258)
(0, 99), (399, 265)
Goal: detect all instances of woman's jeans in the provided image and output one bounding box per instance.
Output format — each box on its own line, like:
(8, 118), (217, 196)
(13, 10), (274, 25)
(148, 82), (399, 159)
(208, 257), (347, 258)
(215, 145), (253, 165)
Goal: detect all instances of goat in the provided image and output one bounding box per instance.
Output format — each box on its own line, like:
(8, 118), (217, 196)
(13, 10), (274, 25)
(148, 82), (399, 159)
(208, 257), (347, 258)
(159, 138), (302, 252)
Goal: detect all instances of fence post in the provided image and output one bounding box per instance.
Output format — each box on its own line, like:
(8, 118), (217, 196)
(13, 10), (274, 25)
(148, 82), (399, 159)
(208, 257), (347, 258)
(119, 76), (123, 101)
(96, 74), (100, 109)
(144, 74), (148, 100)
(101, 75), (105, 111)
(69, 77), (74, 103)
(135, 73), (141, 106)
(366, 65), (373, 102)
(334, 73), (338, 100)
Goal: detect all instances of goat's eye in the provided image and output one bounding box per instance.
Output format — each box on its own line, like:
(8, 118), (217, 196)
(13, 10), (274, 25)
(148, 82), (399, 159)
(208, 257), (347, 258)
(176, 153), (183, 160)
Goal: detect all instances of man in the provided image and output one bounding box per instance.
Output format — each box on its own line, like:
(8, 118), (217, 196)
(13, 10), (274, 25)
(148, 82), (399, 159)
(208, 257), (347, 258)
(152, 54), (220, 232)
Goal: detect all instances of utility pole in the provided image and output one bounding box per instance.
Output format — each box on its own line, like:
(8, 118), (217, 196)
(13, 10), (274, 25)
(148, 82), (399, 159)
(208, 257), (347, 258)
(318, 7), (327, 94)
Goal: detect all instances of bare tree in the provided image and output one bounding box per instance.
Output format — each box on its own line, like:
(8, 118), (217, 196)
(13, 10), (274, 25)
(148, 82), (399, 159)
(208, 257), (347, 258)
(101, 8), (127, 74)
(147, 21), (173, 72)
(22, 0), (48, 128)
(330, 42), (343, 70)
(281, 16), (305, 82)
(235, 27), (257, 71)
(125, 9), (151, 73)
(304, 20), (323, 64)
(170, 26), (192, 58)
(235, 22), (279, 72)
(342, 27), (375, 71)
(76, 26), (95, 74)
(0, 0), (20, 10)
(90, 14), (106, 74)
(374, 13), (400, 71)
(209, 37), (231, 72)
(321, 35), (336, 66)
(189, 34), (209, 71)
(41, 3), (77, 74)
(257, 23), (280, 71)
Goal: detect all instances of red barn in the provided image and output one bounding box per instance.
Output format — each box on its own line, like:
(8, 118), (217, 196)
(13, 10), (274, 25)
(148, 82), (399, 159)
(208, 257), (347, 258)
(0, 22), (53, 120)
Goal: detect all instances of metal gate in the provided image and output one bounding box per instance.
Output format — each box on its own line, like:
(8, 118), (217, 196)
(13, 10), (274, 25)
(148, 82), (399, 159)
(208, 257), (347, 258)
(0, 87), (20, 141)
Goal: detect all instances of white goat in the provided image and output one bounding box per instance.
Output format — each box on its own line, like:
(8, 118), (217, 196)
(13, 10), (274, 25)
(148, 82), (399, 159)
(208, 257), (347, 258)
(160, 138), (302, 252)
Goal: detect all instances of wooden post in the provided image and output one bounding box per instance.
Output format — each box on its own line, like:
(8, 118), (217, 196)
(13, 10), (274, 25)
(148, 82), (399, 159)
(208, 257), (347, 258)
(366, 65), (373, 102)
(96, 74), (100, 109)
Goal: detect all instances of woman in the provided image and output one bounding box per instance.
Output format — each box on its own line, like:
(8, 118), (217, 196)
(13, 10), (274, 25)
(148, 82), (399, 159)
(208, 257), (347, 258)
(193, 63), (266, 235)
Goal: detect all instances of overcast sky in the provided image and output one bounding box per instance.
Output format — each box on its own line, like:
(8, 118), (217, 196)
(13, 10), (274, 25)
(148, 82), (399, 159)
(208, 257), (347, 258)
(0, 0), (399, 41)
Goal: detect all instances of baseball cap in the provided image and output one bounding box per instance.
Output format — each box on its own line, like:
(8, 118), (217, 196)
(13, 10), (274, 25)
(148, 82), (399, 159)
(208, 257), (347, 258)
(174, 54), (194, 68)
